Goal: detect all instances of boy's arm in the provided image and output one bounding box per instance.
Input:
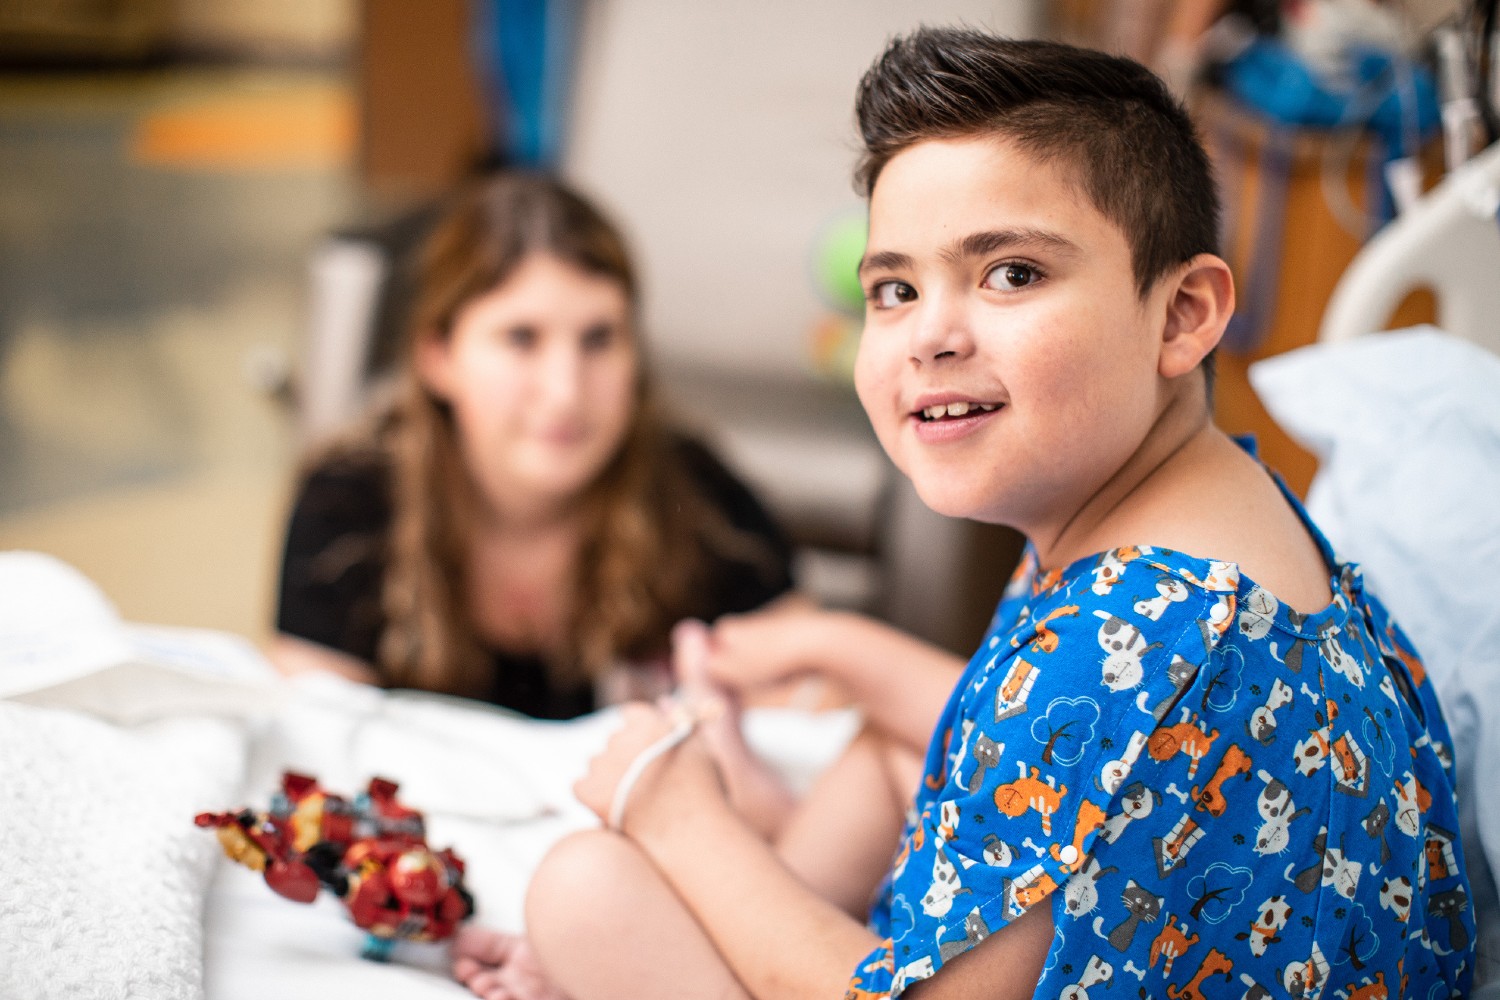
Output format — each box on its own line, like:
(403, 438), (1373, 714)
(901, 905), (1053, 1000)
(706, 601), (964, 751)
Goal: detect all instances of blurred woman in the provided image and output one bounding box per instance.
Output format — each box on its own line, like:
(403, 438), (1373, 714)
(272, 172), (794, 718)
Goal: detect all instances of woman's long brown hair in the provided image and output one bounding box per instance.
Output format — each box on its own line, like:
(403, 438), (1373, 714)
(367, 172), (727, 698)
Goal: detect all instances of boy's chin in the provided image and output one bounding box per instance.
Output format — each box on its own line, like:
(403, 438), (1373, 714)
(910, 479), (1000, 523)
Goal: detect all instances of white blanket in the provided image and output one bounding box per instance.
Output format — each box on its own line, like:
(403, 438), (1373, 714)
(202, 676), (616, 1000)
(0, 702), (247, 1000)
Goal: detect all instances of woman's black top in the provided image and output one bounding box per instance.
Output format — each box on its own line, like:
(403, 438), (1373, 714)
(275, 436), (794, 719)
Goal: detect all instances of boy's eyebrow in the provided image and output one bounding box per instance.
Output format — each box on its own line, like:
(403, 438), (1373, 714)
(859, 228), (1081, 277)
(941, 228), (1082, 263)
(858, 249), (914, 276)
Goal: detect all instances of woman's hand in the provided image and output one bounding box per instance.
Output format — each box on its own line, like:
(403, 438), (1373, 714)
(573, 702), (725, 838)
(699, 601), (833, 694)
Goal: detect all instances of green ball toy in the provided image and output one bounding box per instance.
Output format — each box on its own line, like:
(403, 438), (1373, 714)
(814, 212), (868, 316)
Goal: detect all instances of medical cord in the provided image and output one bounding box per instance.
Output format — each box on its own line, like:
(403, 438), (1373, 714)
(606, 706), (702, 831)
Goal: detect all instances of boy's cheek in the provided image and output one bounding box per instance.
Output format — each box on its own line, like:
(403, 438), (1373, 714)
(852, 336), (893, 417)
(853, 371), (901, 461)
(852, 354), (877, 421)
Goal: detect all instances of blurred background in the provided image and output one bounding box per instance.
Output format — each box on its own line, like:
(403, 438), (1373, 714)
(0, 0), (1480, 655)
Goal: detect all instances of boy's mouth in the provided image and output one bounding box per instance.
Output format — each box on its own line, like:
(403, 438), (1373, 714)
(917, 401), (1001, 422)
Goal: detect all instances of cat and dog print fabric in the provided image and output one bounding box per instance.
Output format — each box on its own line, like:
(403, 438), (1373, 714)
(847, 500), (1473, 999)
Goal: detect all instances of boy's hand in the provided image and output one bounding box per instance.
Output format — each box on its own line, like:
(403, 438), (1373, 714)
(573, 702), (725, 837)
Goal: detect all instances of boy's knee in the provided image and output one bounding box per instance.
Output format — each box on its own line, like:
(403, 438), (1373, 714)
(525, 830), (637, 943)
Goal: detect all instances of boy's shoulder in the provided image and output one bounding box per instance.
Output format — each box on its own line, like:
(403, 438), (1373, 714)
(1000, 543), (1239, 617)
(878, 547), (1245, 986)
(982, 544), (1241, 704)
(930, 545), (1243, 849)
(935, 546), (1240, 822)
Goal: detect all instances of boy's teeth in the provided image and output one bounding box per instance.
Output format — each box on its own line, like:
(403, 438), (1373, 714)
(922, 401), (998, 420)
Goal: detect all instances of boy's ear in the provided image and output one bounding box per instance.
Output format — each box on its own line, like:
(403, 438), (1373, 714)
(413, 328), (454, 399)
(1158, 254), (1235, 380)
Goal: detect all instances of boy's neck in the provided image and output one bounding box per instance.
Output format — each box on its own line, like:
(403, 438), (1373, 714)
(1032, 390), (1218, 571)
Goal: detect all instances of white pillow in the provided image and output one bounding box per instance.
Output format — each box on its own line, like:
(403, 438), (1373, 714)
(0, 551), (282, 722)
(1251, 325), (1500, 983)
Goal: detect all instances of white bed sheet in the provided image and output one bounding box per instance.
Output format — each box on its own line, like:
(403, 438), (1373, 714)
(209, 682), (855, 1000)
(202, 674), (615, 1000)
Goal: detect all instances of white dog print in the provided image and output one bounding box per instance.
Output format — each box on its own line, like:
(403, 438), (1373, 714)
(1255, 769), (1310, 856)
(921, 849), (970, 918)
(1095, 610), (1162, 692)
(1134, 574), (1191, 620)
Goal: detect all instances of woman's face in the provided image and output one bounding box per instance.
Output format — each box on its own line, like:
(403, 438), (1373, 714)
(419, 253), (638, 517)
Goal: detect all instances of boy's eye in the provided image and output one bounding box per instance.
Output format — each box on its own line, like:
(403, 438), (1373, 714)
(869, 280), (917, 309)
(983, 262), (1041, 290)
(580, 322), (616, 352)
(505, 324), (539, 349)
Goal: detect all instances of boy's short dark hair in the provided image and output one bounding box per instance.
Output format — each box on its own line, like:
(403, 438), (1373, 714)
(855, 28), (1220, 299)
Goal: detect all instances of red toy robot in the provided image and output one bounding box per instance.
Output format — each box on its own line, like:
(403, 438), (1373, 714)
(196, 772), (475, 960)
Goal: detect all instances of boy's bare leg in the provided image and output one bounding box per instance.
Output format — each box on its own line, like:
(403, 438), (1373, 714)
(772, 726), (922, 916)
(543, 729), (915, 987)
(525, 830), (750, 1000)
(453, 620), (920, 999)
(522, 729), (916, 1000)
(673, 617), (924, 895)
(451, 833), (750, 1000)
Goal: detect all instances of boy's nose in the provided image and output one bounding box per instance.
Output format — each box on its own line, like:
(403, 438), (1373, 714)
(909, 298), (975, 364)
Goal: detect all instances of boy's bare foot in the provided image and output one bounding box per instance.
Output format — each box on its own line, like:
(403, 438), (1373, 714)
(671, 619), (796, 838)
(451, 925), (568, 1000)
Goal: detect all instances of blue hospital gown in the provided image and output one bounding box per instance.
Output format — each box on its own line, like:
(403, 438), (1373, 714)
(848, 510), (1474, 998)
